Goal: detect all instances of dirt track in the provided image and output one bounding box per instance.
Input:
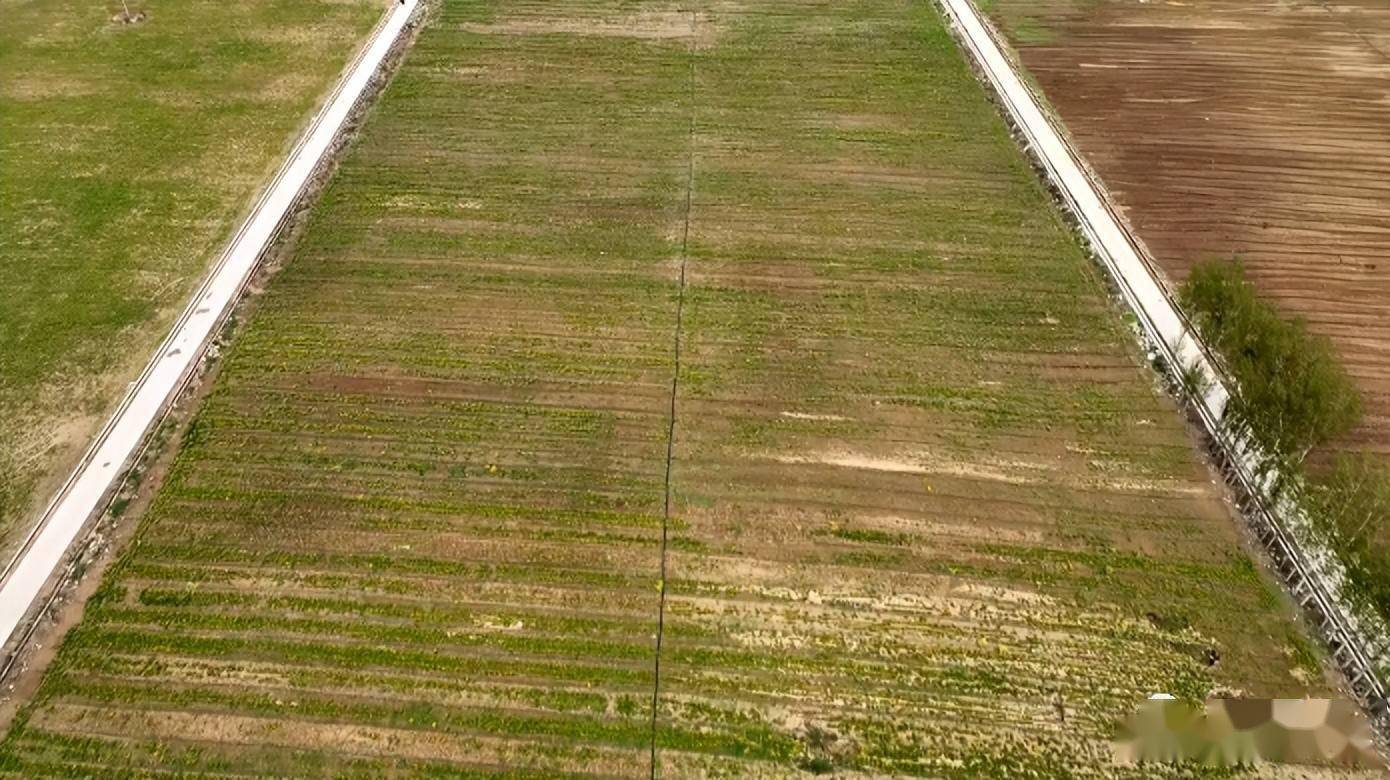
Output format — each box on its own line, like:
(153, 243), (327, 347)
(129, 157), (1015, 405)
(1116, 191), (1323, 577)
(985, 0), (1390, 459)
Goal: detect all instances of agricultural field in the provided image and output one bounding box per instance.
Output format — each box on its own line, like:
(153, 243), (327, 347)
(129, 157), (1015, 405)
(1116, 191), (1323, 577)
(0, 0), (1342, 776)
(0, 0), (384, 557)
(980, 0), (1390, 461)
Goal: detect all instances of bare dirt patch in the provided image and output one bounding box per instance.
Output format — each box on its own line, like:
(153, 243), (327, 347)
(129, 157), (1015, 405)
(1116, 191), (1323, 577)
(460, 8), (720, 48)
(33, 703), (646, 774)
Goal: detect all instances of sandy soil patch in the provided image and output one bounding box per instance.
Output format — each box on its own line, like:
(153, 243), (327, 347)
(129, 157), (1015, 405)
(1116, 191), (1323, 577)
(33, 703), (645, 773)
(460, 9), (719, 48)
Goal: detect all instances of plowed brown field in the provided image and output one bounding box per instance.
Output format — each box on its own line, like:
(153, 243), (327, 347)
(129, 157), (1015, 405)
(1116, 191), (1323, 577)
(983, 0), (1390, 459)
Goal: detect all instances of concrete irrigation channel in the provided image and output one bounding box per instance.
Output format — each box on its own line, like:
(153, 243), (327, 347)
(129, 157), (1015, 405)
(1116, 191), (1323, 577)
(0, 0), (423, 678)
(938, 0), (1390, 733)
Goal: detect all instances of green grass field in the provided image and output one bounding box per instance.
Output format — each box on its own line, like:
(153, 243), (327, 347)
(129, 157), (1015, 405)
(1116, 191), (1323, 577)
(0, 0), (382, 553)
(0, 0), (1331, 776)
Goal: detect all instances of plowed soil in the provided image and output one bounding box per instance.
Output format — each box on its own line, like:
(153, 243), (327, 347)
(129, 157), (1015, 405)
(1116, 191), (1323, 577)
(983, 0), (1390, 459)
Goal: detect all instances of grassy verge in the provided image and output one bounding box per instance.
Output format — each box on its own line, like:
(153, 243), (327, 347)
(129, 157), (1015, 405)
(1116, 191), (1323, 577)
(1184, 260), (1390, 634)
(0, 0), (383, 554)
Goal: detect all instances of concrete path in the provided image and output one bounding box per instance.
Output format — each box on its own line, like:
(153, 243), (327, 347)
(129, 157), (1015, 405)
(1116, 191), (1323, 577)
(936, 0), (1388, 716)
(0, 0), (420, 663)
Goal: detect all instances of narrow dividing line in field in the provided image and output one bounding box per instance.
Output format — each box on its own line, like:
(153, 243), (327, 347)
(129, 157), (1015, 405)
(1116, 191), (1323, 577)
(648, 10), (700, 779)
(1316, 1), (1390, 63)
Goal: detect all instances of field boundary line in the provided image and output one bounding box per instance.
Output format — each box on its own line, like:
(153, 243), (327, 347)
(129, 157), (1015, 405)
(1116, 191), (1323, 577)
(1316, 1), (1390, 63)
(0, 0), (421, 675)
(648, 12), (700, 778)
(937, 0), (1390, 730)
